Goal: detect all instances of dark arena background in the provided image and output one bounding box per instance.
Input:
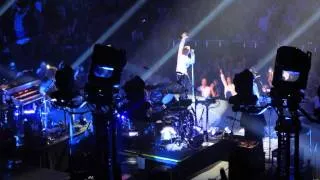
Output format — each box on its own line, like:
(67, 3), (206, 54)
(1, 0), (320, 179)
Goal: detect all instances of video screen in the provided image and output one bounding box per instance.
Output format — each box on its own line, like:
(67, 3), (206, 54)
(282, 70), (300, 82)
(93, 66), (114, 78)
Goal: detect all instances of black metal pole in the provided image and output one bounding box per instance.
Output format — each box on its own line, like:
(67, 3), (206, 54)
(294, 130), (300, 179)
(293, 111), (301, 180)
(203, 103), (209, 142)
(92, 105), (122, 180)
(286, 132), (290, 179)
(92, 110), (109, 179)
(110, 109), (122, 180)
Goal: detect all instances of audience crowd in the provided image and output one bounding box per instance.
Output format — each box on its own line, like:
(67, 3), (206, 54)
(0, 0), (319, 103)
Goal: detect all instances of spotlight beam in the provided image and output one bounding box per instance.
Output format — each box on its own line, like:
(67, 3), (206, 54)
(72, 0), (147, 68)
(255, 7), (320, 71)
(0, 0), (16, 16)
(142, 0), (234, 80)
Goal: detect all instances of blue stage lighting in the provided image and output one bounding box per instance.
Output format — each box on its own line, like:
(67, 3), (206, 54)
(255, 7), (320, 71)
(72, 0), (147, 68)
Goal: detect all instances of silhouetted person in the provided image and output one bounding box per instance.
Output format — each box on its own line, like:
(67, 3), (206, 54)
(220, 69), (236, 99)
(220, 168), (228, 180)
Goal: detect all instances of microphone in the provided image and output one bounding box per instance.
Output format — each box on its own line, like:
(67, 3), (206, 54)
(181, 32), (189, 39)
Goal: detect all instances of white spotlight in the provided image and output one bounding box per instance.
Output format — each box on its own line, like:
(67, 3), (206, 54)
(255, 7), (320, 71)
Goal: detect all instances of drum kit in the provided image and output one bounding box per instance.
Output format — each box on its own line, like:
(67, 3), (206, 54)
(156, 107), (195, 142)
(119, 83), (216, 150)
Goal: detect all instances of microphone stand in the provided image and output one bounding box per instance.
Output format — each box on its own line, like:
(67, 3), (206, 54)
(191, 64), (197, 126)
(191, 64), (195, 104)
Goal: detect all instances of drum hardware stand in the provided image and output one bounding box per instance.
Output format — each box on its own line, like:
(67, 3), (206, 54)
(198, 106), (205, 129)
(40, 97), (51, 131)
(194, 100), (210, 143)
(203, 101), (210, 143)
(194, 98), (218, 144)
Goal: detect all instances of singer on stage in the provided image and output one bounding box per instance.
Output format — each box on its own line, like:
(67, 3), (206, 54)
(176, 32), (195, 100)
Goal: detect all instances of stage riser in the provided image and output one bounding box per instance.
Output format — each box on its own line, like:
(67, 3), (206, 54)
(121, 140), (236, 180)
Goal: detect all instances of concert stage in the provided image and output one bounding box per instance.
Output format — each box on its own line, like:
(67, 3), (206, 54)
(1, 76), (318, 179)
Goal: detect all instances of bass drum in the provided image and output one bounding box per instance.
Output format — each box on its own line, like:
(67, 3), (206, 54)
(162, 109), (195, 140)
(160, 125), (178, 141)
(157, 114), (179, 141)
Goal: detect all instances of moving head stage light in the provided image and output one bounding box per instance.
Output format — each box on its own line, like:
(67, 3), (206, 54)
(271, 46), (312, 179)
(271, 46), (311, 101)
(85, 44), (126, 180)
(86, 44), (126, 105)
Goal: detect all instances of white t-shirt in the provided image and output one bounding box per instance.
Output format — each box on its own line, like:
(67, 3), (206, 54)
(198, 86), (211, 98)
(176, 54), (194, 75)
(176, 38), (195, 75)
(224, 84), (236, 98)
(220, 74), (237, 98)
